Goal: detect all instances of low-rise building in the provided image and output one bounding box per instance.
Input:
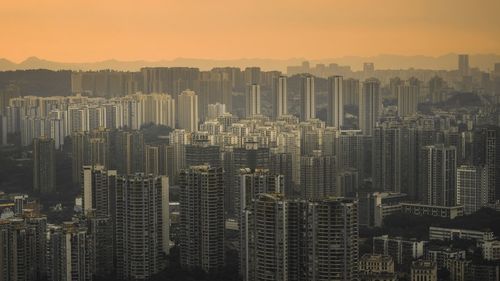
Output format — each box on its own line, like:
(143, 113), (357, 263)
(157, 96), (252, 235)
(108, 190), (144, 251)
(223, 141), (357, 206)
(429, 226), (495, 242)
(359, 254), (397, 281)
(401, 203), (464, 219)
(373, 235), (427, 266)
(482, 240), (500, 261)
(411, 260), (437, 281)
(426, 247), (466, 269)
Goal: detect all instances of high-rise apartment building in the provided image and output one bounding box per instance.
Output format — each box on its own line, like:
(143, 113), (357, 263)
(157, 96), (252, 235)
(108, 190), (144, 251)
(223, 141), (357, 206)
(473, 126), (500, 203)
(115, 130), (145, 175)
(115, 174), (169, 280)
(300, 150), (336, 199)
(272, 75), (287, 120)
(237, 168), (284, 219)
(179, 165), (225, 272)
(421, 144), (457, 207)
(82, 165), (117, 217)
(327, 75), (343, 128)
(300, 75), (315, 121)
(178, 90), (199, 132)
(46, 222), (94, 281)
(33, 136), (56, 193)
(343, 78), (360, 107)
(458, 54), (470, 77)
(306, 197), (359, 281)
(397, 81), (419, 117)
(240, 193), (290, 281)
(207, 103), (226, 120)
(199, 71), (232, 119)
(456, 165), (489, 214)
(0, 216), (48, 281)
(245, 84), (261, 118)
(360, 78), (381, 136)
(185, 139), (221, 168)
(141, 67), (200, 96)
(241, 195), (358, 281)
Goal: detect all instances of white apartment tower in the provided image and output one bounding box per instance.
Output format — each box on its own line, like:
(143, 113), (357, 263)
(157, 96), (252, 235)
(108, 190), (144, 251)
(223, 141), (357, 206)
(327, 75), (343, 128)
(178, 90), (199, 132)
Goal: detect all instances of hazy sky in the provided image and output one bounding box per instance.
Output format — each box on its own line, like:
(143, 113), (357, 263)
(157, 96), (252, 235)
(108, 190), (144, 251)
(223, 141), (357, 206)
(1, 0), (499, 62)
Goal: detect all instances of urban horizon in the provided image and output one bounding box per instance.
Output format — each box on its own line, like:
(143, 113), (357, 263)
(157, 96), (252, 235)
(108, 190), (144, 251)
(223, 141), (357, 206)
(1, 1), (500, 281)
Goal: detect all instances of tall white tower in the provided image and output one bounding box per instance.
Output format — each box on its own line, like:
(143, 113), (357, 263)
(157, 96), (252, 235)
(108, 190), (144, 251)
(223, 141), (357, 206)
(178, 90), (198, 132)
(246, 84), (261, 118)
(300, 75), (315, 121)
(327, 75), (343, 128)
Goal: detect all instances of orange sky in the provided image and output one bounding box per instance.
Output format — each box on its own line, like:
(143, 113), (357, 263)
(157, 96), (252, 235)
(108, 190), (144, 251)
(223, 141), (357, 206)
(1, 0), (499, 62)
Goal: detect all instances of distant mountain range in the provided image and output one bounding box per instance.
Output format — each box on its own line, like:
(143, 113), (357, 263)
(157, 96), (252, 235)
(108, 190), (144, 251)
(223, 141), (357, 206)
(0, 54), (499, 72)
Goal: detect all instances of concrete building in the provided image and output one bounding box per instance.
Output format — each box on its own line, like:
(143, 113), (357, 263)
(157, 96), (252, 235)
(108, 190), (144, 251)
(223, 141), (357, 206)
(46, 221), (93, 281)
(33, 136), (56, 194)
(179, 165), (225, 272)
(456, 165), (489, 214)
(360, 78), (381, 136)
(300, 150), (336, 199)
(429, 226), (495, 243)
(272, 75), (287, 120)
(300, 75), (315, 121)
(421, 144), (457, 207)
(373, 235), (427, 266)
(327, 75), (343, 128)
(411, 260), (437, 281)
(178, 90), (199, 132)
(245, 84), (261, 118)
(114, 174), (169, 280)
(82, 165), (117, 217)
(397, 81), (419, 117)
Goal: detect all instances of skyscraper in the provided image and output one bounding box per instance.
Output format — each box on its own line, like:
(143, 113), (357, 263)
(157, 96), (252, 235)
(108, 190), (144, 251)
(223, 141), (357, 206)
(241, 195), (359, 281)
(473, 126), (500, 203)
(457, 165), (489, 215)
(300, 150), (336, 199)
(244, 67), (261, 85)
(240, 193), (290, 281)
(0, 216), (48, 281)
(237, 168), (284, 219)
(429, 76), (446, 104)
(364, 62), (375, 73)
(33, 136), (56, 193)
(343, 78), (360, 107)
(458, 54), (470, 77)
(300, 75), (315, 121)
(360, 78), (381, 136)
(207, 103), (226, 120)
(185, 139), (221, 168)
(306, 197), (359, 281)
(145, 144), (161, 176)
(372, 126), (403, 193)
(115, 174), (170, 280)
(421, 144), (457, 207)
(179, 165), (225, 272)
(46, 222), (94, 281)
(115, 130), (145, 175)
(246, 83), (261, 118)
(178, 90), (199, 132)
(82, 165), (117, 217)
(397, 81), (419, 117)
(327, 75), (343, 128)
(272, 75), (287, 120)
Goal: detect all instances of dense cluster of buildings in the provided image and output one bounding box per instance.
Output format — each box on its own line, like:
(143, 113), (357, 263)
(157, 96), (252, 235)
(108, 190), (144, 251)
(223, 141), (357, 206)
(0, 55), (499, 280)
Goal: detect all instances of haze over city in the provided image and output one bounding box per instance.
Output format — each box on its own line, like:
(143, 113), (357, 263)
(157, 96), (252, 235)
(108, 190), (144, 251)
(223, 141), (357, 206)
(1, 1), (500, 281)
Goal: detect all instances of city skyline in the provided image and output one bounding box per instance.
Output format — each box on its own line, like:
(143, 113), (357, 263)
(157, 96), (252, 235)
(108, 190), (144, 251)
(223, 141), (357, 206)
(1, 2), (500, 281)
